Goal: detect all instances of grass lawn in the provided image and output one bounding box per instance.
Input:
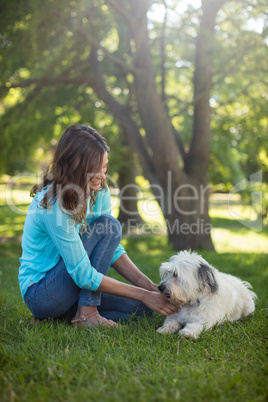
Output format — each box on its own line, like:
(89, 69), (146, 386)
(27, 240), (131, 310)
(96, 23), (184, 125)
(0, 185), (267, 401)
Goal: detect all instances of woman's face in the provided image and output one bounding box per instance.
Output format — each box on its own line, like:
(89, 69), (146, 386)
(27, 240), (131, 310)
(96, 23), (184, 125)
(89, 151), (108, 191)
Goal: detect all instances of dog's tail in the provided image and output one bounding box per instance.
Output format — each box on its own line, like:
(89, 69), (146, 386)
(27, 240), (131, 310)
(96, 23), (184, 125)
(242, 281), (258, 305)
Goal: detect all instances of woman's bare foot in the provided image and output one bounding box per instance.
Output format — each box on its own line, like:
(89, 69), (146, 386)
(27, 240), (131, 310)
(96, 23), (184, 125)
(71, 306), (118, 328)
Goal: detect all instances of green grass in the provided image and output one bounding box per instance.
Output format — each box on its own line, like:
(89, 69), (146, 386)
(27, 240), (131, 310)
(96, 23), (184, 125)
(0, 187), (268, 401)
(1, 244), (267, 402)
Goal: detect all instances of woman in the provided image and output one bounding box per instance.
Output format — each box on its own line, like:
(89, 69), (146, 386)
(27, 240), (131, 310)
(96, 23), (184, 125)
(19, 125), (178, 328)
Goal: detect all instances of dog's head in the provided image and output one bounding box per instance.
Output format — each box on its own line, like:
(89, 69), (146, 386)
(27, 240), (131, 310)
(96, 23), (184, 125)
(158, 250), (219, 304)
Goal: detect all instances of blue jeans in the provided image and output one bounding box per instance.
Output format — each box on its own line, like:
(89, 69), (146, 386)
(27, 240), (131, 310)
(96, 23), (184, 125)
(24, 215), (152, 322)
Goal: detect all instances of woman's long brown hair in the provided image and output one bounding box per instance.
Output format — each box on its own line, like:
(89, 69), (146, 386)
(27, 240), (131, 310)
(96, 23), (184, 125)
(31, 125), (110, 232)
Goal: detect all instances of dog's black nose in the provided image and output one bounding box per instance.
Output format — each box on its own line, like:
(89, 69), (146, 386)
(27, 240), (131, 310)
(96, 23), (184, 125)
(158, 283), (166, 292)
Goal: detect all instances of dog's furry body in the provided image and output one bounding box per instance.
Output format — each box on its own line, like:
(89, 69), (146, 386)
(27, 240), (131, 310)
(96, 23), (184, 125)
(157, 251), (257, 339)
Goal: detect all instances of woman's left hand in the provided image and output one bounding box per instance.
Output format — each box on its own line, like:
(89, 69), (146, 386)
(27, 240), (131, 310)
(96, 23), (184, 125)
(148, 282), (160, 292)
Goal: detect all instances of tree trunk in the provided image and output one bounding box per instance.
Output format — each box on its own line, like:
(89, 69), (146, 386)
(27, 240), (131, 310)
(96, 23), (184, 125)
(164, 174), (214, 250)
(117, 140), (144, 230)
(127, 0), (218, 250)
(88, 0), (228, 250)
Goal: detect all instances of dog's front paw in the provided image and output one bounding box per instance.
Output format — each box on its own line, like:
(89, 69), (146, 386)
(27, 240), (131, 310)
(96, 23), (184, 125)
(157, 321), (180, 334)
(157, 326), (170, 334)
(179, 323), (204, 339)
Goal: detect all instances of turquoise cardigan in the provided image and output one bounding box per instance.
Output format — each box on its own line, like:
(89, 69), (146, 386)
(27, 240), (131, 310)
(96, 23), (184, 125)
(18, 186), (126, 299)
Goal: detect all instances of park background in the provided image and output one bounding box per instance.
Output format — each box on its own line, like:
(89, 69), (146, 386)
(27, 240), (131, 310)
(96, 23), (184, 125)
(0, 0), (267, 401)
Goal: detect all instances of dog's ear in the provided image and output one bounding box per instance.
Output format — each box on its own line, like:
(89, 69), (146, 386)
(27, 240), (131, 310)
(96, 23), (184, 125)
(198, 263), (218, 293)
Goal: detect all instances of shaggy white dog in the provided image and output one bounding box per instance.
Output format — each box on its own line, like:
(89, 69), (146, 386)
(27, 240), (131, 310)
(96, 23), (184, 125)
(157, 250), (257, 339)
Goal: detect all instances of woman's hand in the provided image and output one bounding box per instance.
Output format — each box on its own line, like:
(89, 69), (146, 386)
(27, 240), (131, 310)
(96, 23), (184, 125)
(98, 276), (180, 316)
(142, 290), (180, 316)
(113, 255), (162, 292)
(146, 282), (159, 292)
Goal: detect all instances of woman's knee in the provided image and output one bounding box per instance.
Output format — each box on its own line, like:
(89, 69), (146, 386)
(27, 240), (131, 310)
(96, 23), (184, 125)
(93, 215), (122, 241)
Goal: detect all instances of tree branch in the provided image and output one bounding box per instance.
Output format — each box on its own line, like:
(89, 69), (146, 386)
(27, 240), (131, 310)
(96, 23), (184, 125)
(160, 0), (168, 106)
(89, 47), (160, 186)
(212, 39), (260, 87)
(202, 0), (229, 16)
(123, 0), (183, 181)
(104, 0), (135, 30)
(85, 33), (138, 75)
(170, 99), (193, 119)
(185, 0), (230, 175)
(169, 36), (262, 121)
(172, 126), (186, 159)
(1, 76), (95, 90)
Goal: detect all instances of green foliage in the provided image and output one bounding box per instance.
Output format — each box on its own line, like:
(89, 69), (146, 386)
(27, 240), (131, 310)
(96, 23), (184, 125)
(148, 0), (268, 187)
(209, 1), (268, 187)
(0, 0), (267, 188)
(0, 0), (122, 174)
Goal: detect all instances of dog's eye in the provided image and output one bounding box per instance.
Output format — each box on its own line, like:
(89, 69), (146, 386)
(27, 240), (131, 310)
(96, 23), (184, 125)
(173, 272), (177, 278)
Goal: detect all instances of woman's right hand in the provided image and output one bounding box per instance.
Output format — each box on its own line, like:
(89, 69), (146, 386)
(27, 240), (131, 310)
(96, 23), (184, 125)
(98, 276), (180, 316)
(142, 290), (180, 316)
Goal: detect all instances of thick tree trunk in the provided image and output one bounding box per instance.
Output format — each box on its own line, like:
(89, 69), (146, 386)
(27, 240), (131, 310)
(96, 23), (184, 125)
(129, 0), (178, 184)
(128, 0), (216, 250)
(164, 174), (214, 250)
(172, 0), (227, 250)
(117, 146), (144, 230)
(88, 0), (228, 250)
